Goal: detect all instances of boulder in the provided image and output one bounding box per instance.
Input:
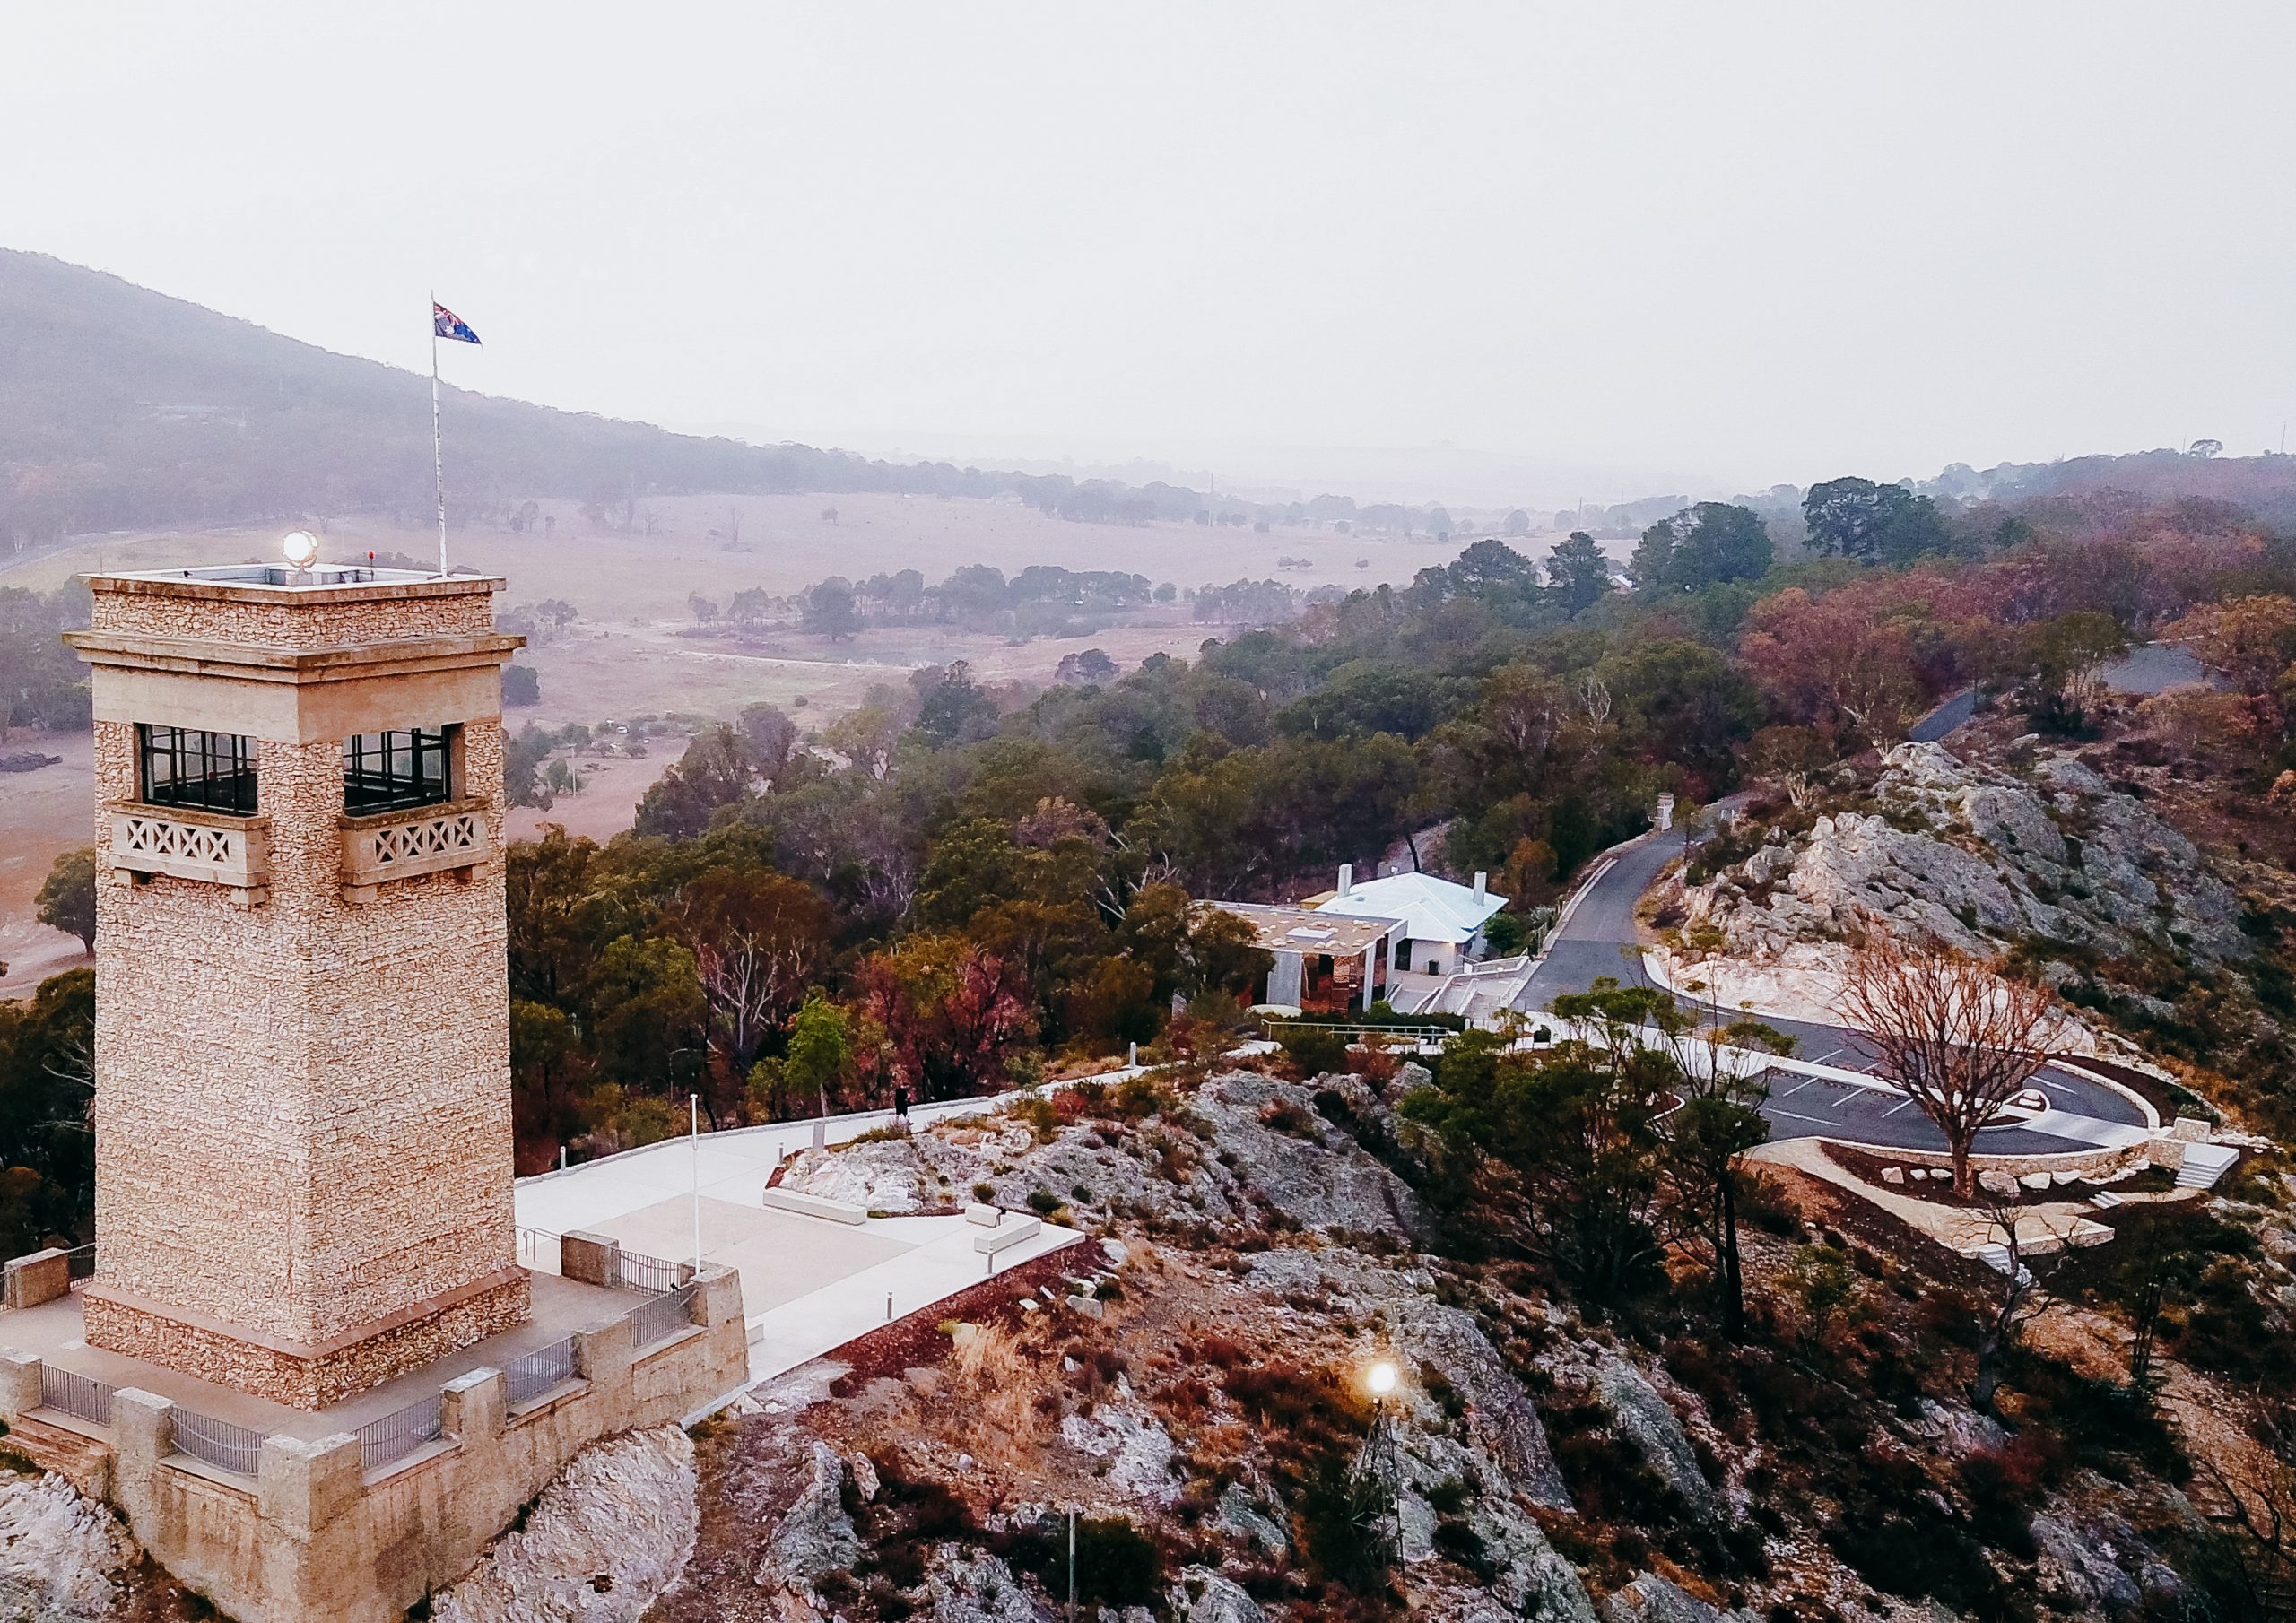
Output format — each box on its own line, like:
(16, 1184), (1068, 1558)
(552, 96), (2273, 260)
(1979, 1169), (2021, 1198)
(1595, 1359), (1718, 1520)
(2031, 1512), (2143, 1615)
(1179, 1568), (1268, 1623)
(1058, 1383), (1178, 1503)
(759, 1441), (859, 1592)
(921, 1550), (1052, 1622)
(1214, 1482), (1288, 1555)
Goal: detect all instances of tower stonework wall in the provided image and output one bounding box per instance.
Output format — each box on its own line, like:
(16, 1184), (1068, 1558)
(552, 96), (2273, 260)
(75, 571), (526, 1408)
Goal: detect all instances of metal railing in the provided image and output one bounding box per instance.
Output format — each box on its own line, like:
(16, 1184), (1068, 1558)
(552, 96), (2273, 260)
(614, 1248), (692, 1296)
(355, 1393), (443, 1471)
(516, 1226), (561, 1272)
(173, 1408), (263, 1476)
(40, 1364), (112, 1426)
(1260, 1019), (1460, 1045)
(62, 1244), (96, 1289)
(503, 1336), (575, 1406)
(629, 1283), (697, 1350)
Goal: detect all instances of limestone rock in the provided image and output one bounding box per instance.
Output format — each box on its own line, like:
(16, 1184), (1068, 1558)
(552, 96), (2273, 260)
(1979, 1169), (2021, 1198)
(433, 1426), (698, 1623)
(1058, 1384), (1178, 1503)
(1681, 740), (2248, 971)
(1600, 1571), (1755, 1623)
(0, 1471), (134, 1622)
(1595, 1358), (1718, 1519)
(1178, 1567), (1268, 1623)
(758, 1441), (859, 1593)
(921, 1550), (1052, 1622)
(1214, 1482), (1288, 1554)
(780, 1137), (932, 1211)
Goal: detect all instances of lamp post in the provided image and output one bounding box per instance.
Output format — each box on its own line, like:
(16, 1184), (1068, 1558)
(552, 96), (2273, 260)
(1344, 1358), (1403, 1569)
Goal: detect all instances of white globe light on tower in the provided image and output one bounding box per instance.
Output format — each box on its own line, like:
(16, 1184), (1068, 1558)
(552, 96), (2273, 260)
(1367, 1359), (1399, 1400)
(282, 531), (319, 569)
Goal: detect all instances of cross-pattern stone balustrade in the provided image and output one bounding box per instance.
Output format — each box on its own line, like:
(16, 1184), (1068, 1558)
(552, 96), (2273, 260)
(107, 803), (270, 906)
(340, 796), (491, 900)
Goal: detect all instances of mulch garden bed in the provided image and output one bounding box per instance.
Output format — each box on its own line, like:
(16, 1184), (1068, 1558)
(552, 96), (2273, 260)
(824, 1234), (1094, 1392)
(1820, 1141), (2153, 1209)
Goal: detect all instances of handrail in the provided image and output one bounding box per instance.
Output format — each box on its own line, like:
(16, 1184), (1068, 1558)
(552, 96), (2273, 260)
(174, 1407), (263, 1476)
(354, 1393), (443, 1470)
(503, 1336), (575, 1406)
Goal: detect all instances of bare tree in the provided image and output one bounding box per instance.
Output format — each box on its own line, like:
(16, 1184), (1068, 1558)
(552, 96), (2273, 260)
(2191, 1390), (2296, 1618)
(1970, 1189), (2060, 1412)
(1839, 934), (2066, 1195)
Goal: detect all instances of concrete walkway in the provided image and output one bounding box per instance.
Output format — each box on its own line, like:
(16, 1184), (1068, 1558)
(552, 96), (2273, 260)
(514, 1091), (1085, 1384)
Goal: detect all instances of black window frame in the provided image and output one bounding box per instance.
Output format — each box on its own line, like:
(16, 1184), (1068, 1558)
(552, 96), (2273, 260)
(138, 725), (259, 816)
(343, 727), (455, 816)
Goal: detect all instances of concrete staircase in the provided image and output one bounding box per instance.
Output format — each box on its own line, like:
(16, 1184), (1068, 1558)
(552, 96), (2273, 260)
(2177, 1142), (2239, 1190)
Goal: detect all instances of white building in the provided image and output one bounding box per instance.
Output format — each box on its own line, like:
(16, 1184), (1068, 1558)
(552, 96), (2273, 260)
(1310, 865), (1508, 977)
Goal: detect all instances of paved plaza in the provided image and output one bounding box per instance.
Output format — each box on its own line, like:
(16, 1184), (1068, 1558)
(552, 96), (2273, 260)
(514, 1100), (1083, 1384)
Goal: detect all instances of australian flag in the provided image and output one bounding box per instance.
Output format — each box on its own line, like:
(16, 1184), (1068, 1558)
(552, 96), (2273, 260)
(432, 302), (481, 345)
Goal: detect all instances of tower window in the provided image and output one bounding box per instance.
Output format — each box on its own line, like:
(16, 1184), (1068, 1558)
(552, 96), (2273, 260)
(344, 728), (454, 815)
(139, 725), (259, 815)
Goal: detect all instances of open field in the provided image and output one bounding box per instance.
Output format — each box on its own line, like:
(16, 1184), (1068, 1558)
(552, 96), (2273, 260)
(4, 493), (1354, 985)
(3, 490), (1459, 614)
(0, 733), (92, 998)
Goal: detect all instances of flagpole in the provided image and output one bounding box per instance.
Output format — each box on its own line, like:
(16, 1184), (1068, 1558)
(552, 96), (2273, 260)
(430, 291), (448, 577)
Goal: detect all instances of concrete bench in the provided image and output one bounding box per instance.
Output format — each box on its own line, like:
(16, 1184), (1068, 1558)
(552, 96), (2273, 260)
(965, 1203), (1005, 1227)
(973, 1216), (1041, 1256)
(761, 1187), (868, 1225)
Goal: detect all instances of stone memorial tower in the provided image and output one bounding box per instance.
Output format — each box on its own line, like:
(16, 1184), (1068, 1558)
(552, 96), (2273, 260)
(66, 554), (528, 1408)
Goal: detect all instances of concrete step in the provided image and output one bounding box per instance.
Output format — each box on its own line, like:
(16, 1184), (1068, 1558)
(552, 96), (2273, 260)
(2091, 1190), (2125, 1209)
(2177, 1143), (2239, 1189)
(760, 1187), (868, 1224)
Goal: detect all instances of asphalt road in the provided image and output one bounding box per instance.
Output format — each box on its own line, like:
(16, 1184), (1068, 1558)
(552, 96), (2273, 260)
(1511, 812), (2146, 1155)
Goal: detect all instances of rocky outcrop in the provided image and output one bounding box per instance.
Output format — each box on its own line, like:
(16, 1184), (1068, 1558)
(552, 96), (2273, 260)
(1213, 1482), (1288, 1555)
(0, 1471), (133, 1622)
(1244, 1247), (1570, 1509)
(1600, 1571), (1759, 1623)
(1686, 742), (2247, 969)
(1595, 1358), (1719, 1520)
(758, 1441), (861, 1596)
(432, 1426), (698, 1623)
(921, 1550), (1052, 1622)
(1058, 1377), (1180, 1503)
(1239, 1245), (1591, 1619)
(779, 1135), (942, 1211)
(1178, 1568), (1268, 1623)
(935, 1072), (1425, 1242)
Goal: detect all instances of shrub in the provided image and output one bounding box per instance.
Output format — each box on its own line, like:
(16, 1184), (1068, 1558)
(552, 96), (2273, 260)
(1026, 1188), (1062, 1216)
(1004, 1515), (1160, 1607)
(1299, 1451), (1394, 1592)
(1278, 1028), (1349, 1080)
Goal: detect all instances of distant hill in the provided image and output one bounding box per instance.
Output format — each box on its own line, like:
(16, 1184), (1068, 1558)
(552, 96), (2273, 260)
(0, 251), (1307, 549)
(1934, 447), (2296, 529)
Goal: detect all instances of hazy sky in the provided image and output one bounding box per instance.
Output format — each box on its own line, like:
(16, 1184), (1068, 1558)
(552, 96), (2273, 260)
(7, 4), (2293, 507)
